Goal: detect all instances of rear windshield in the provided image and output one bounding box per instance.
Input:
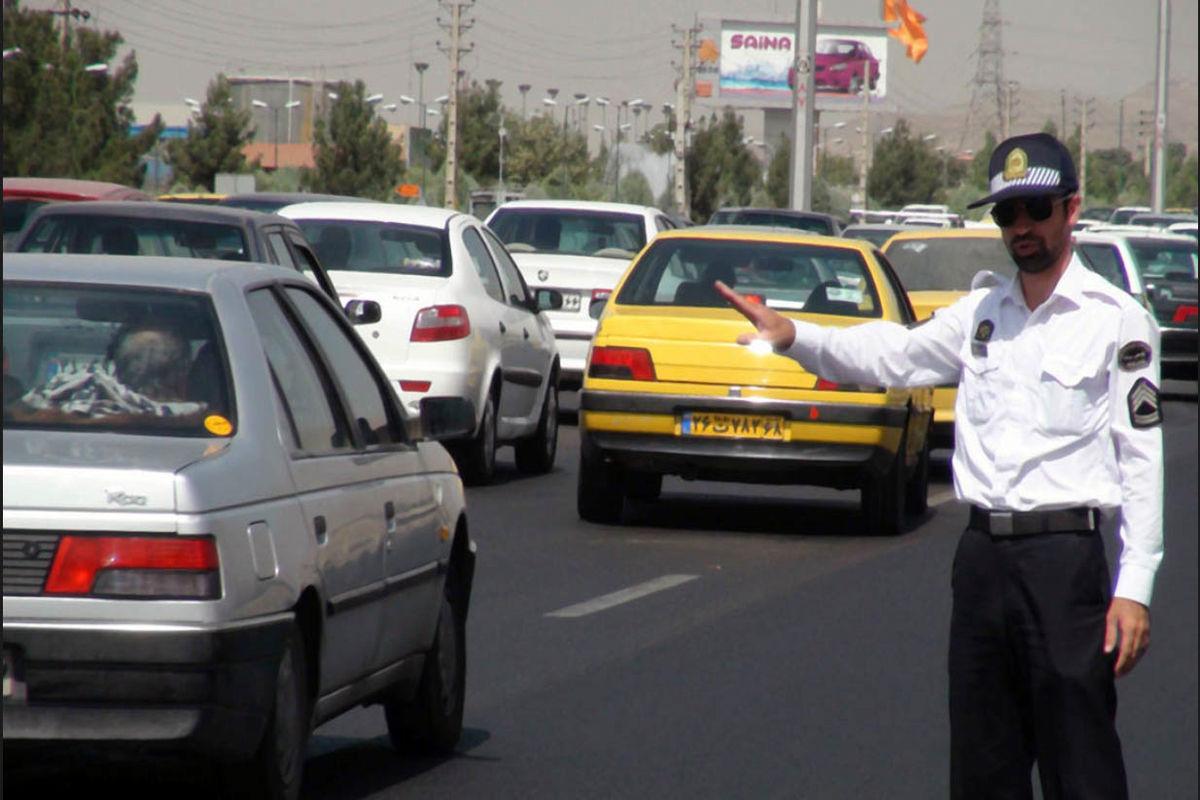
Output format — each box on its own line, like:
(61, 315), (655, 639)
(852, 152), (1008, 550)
(488, 209), (646, 259)
(1128, 240), (1198, 282)
(882, 236), (1013, 291)
(18, 214), (249, 260)
(295, 219), (449, 277)
(616, 238), (883, 318)
(710, 210), (834, 235)
(3, 283), (233, 436)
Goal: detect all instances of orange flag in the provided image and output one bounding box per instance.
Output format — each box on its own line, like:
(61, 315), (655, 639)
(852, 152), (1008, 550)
(883, 0), (929, 63)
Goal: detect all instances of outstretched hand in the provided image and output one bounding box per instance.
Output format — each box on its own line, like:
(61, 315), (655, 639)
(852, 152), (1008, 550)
(714, 280), (796, 350)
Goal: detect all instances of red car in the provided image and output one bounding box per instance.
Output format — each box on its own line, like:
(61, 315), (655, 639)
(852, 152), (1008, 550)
(814, 38), (880, 95)
(2, 177), (151, 249)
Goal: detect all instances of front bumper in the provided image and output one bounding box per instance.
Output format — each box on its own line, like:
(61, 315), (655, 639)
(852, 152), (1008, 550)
(3, 613), (292, 760)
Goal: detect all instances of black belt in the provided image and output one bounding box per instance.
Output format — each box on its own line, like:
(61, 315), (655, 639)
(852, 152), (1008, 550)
(969, 505), (1100, 536)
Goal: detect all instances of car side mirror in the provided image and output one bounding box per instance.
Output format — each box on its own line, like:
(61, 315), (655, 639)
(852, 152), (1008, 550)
(534, 288), (564, 312)
(588, 296), (608, 320)
(413, 396), (475, 442)
(344, 299), (381, 325)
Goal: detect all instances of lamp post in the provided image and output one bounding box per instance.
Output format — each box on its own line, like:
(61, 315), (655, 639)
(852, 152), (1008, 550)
(498, 124), (507, 205)
(251, 100), (280, 170)
(574, 92), (589, 134)
(415, 62), (429, 202)
(518, 83), (531, 119)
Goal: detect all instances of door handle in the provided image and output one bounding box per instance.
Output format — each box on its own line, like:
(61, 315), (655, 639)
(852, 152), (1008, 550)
(385, 501), (397, 534)
(313, 515), (327, 543)
(499, 321), (507, 334)
(523, 328), (529, 339)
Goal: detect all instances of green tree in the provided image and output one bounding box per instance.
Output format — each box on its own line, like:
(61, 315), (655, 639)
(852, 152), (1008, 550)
(618, 170), (654, 206)
(1166, 143), (1198, 209)
(2, 0), (162, 184)
(455, 79), (506, 184)
(304, 80), (404, 200)
(765, 134), (790, 208)
(866, 119), (942, 209)
(165, 74), (255, 191)
(686, 109), (760, 222)
(504, 113), (589, 193)
(968, 130), (998, 191)
(817, 152), (857, 186)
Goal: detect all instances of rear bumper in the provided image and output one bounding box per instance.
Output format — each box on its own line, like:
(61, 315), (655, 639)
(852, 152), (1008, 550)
(3, 613), (292, 760)
(1160, 327), (1197, 380)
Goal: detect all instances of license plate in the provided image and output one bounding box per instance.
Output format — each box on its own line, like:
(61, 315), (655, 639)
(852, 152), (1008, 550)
(3, 647), (26, 702)
(562, 292), (582, 312)
(678, 411), (788, 440)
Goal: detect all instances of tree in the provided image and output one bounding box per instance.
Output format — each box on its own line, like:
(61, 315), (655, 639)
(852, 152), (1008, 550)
(765, 134), (791, 208)
(686, 110), (760, 222)
(2, 0), (162, 184)
(503, 113), (589, 193)
(618, 170), (654, 206)
(304, 80), (404, 200)
(866, 119), (942, 209)
(165, 75), (255, 191)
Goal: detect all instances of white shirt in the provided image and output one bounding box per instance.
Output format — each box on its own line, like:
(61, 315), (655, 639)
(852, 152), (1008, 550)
(781, 255), (1164, 606)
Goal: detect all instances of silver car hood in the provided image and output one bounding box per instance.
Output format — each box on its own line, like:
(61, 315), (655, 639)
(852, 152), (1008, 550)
(2, 431), (227, 512)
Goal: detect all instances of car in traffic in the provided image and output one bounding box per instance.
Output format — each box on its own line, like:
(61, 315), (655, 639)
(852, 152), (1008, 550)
(2, 177), (152, 250)
(486, 199), (676, 388)
(1126, 212), (1198, 231)
(708, 207), (843, 236)
(280, 201), (562, 484)
(880, 228), (1013, 449)
(578, 227), (933, 535)
(1073, 228), (1198, 380)
(841, 223), (906, 249)
(814, 38), (880, 94)
(3, 253), (477, 799)
(218, 192), (379, 214)
(11, 200), (340, 305)
(157, 192), (226, 205)
(1109, 205), (1151, 225)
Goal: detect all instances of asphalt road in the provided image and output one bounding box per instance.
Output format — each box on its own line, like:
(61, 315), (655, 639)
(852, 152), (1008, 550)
(5, 393), (1196, 799)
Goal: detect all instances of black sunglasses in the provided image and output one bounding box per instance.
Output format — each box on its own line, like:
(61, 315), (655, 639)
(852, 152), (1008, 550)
(990, 194), (1068, 227)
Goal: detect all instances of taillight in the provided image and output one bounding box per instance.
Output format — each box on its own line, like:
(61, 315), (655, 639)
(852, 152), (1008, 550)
(588, 346), (656, 381)
(1173, 305), (1198, 324)
(399, 380), (432, 393)
(591, 288), (612, 303)
(815, 378), (840, 391)
(45, 535), (220, 599)
(814, 377), (885, 393)
(411, 305), (470, 342)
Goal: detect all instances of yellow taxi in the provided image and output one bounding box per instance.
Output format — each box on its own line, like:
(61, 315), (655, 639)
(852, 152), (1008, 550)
(578, 227), (934, 535)
(880, 227), (1013, 449)
(156, 192), (226, 205)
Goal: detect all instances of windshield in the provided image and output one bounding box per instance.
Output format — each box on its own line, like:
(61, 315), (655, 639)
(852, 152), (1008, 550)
(710, 209), (835, 234)
(488, 209), (646, 259)
(882, 236), (1014, 291)
(4, 282), (233, 436)
(1129, 240), (1198, 281)
(18, 214), (249, 260)
(617, 238), (882, 318)
(843, 228), (898, 249)
(296, 219), (449, 276)
(817, 40), (859, 56)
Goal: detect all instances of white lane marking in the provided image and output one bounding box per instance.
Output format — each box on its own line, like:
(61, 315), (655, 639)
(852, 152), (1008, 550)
(546, 574), (700, 619)
(929, 488), (956, 507)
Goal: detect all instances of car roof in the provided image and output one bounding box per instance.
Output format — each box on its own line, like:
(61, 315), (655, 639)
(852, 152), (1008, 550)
(713, 207), (836, 220)
(883, 227), (1002, 242)
(843, 223), (905, 232)
(23, 200), (292, 226)
(2, 252), (299, 292)
(277, 201), (461, 227)
(2, 177), (152, 202)
(490, 199), (659, 215)
(653, 225), (874, 254)
(1074, 229), (1197, 244)
(218, 192), (373, 203)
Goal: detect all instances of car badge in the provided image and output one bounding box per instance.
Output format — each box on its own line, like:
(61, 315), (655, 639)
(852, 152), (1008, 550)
(105, 490), (147, 507)
(537, 269), (549, 282)
(1002, 147), (1028, 181)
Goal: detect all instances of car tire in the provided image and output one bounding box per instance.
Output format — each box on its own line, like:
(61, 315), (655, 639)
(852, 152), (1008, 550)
(904, 424), (931, 515)
(514, 377), (558, 475)
(454, 392), (496, 486)
(224, 624), (309, 800)
(623, 469), (662, 502)
(385, 579), (466, 755)
(862, 430), (905, 536)
(577, 435), (623, 524)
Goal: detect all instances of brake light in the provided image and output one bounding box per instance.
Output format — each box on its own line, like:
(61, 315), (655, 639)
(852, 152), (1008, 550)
(1173, 305), (1198, 324)
(411, 305), (470, 342)
(45, 535), (220, 599)
(815, 378), (840, 391)
(591, 288), (612, 303)
(813, 377), (886, 393)
(743, 294), (764, 305)
(399, 379), (432, 392)
(588, 346), (656, 381)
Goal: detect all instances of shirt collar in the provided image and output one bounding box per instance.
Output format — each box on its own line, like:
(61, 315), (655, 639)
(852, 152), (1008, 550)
(999, 252), (1089, 312)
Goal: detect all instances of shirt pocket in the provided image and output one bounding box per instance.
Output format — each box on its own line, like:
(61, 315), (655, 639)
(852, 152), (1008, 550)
(1037, 353), (1105, 435)
(960, 355), (999, 425)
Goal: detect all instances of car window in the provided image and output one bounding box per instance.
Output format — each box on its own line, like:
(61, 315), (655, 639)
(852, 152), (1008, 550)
(489, 209), (646, 258)
(462, 226), (506, 303)
(265, 230), (299, 270)
(246, 288), (350, 454)
(1075, 243), (1129, 291)
(882, 236), (1013, 291)
(872, 251), (916, 324)
(18, 214), (249, 260)
(481, 227), (532, 307)
(294, 219), (449, 277)
(284, 287), (401, 446)
(655, 215), (675, 233)
(616, 238), (883, 318)
(1128, 240), (1198, 282)
(4, 282), (232, 436)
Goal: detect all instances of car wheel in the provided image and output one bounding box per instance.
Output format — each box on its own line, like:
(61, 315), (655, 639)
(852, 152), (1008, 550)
(862, 430), (905, 536)
(904, 424), (931, 515)
(623, 469), (662, 502)
(454, 392), (496, 486)
(577, 434), (623, 524)
(224, 624), (309, 800)
(385, 580), (466, 755)
(514, 377), (558, 474)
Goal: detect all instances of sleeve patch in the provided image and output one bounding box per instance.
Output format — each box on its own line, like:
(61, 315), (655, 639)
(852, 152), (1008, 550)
(1118, 340), (1152, 371)
(1127, 377), (1163, 428)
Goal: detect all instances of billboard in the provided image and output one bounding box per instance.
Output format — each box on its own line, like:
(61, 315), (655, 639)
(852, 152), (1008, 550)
(694, 19), (892, 112)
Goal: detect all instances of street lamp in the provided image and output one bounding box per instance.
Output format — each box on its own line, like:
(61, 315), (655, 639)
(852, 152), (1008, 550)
(518, 83), (531, 119)
(365, 93), (384, 105)
(574, 93), (589, 133)
(498, 124), (507, 204)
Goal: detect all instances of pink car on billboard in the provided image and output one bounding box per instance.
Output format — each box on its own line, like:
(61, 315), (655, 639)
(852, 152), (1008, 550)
(814, 38), (880, 94)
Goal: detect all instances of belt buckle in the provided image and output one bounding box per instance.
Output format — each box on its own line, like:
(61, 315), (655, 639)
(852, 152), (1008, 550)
(990, 511), (1014, 536)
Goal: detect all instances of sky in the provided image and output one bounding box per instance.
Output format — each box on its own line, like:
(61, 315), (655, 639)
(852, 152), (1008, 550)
(20, 0), (1200, 145)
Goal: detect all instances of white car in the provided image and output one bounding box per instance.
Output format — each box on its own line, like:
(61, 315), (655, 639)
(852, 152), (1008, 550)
(485, 200), (679, 388)
(278, 202), (561, 484)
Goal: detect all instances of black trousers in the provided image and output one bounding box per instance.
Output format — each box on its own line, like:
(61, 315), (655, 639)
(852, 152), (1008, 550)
(949, 527), (1128, 800)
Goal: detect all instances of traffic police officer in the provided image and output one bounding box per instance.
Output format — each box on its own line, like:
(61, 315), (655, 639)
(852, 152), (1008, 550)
(716, 132), (1163, 800)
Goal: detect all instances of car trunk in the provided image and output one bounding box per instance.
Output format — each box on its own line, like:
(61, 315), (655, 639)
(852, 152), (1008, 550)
(329, 272), (445, 366)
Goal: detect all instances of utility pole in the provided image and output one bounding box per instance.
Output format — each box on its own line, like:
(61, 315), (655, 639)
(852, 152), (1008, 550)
(51, 1), (91, 57)
(1073, 96), (1095, 206)
(1002, 80), (1019, 140)
(671, 20), (700, 217)
(1117, 98), (1126, 197)
(790, 0), (817, 211)
(438, 1), (474, 209)
(1149, 0), (1169, 212)
(859, 78), (870, 209)
(960, 0), (1006, 150)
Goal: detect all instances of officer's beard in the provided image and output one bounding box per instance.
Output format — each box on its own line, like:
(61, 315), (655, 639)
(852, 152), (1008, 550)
(1008, 234), (1060, 274)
